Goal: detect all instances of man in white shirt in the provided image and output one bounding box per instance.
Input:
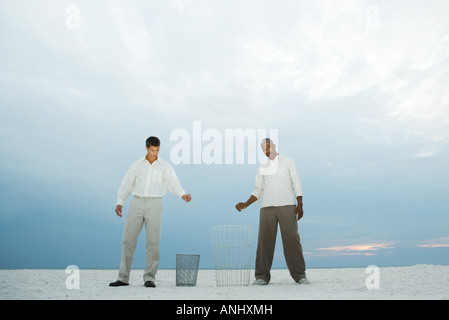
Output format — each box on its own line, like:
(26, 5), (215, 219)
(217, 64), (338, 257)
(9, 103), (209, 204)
(109, 136), (191, 288)
(235, 138), (308, 285)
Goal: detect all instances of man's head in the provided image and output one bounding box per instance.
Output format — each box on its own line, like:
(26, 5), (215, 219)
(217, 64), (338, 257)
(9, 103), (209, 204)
(261, 138), (277, 159)
(145, 136), (160, 161)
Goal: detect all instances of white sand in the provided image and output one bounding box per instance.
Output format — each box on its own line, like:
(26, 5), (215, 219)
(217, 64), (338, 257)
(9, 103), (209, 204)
(1, 265), (448, 300)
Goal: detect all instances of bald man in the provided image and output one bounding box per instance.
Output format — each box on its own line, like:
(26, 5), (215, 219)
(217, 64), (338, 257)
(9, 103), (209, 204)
(236, 139), (309, 285)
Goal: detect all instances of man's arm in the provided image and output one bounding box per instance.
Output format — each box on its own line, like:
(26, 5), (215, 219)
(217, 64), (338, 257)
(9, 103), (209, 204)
(235, 195), (258, 212)
(115, 164), (137, 218)
(165, 165), (186, 198)
(165, 164), (191, 202)
(236, 167), (263, 212)
(288, 158), (304, 221)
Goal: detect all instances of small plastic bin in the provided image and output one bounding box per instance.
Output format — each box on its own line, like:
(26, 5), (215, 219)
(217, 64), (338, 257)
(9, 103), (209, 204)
(176, 254), (200, 286)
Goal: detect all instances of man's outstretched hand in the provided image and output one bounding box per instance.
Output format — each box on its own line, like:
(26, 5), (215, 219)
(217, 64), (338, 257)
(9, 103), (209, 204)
(235, 195), (257, 212)
(235, 202), (248, 212)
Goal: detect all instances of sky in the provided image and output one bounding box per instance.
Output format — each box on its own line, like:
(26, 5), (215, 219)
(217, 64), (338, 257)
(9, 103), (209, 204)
(0, 0), (448, 271)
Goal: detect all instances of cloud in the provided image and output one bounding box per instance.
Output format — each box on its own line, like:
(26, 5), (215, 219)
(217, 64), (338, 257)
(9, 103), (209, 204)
(108, 0), (151, 70)
(316, 243), (394, 256)
(220, 0), (449, 162)
(417, 237), (449, 248)
(355, 1), (449, 153)
(1, 0), (448, 268)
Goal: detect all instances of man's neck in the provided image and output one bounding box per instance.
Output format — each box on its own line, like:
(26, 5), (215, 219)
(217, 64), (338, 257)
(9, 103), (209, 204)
(145, 155), (158, 164)
(268, 152), (279, 160)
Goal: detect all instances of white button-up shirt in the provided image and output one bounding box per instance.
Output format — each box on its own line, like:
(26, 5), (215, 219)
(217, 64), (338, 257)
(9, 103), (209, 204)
(251, 154), (303, 208)
(116, 156), (185, 206)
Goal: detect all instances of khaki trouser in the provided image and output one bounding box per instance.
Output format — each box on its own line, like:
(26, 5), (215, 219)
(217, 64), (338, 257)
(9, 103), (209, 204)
(117, 196), (163, 283)
(255, 205), (306, 283)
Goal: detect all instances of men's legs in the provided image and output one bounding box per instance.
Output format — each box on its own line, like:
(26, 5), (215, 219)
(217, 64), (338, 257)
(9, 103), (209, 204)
(255, 206), (278, 283)
(277, 205), (306, 282)
(117, 196), (145, 283)
(143, 197), (163, 282)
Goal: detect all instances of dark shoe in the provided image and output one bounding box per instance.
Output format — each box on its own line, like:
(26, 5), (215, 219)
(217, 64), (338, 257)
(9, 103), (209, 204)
(109, 280), (129, 287)
(144, 280), (156, 288)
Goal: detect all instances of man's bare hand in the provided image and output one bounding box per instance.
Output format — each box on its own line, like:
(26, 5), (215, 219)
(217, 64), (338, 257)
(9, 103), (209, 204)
(295, 205), (304, 221)
(235, 202), (248, 212)
(182, 194), (192, 202)
(115, 205), (123, 218)
(235, 195), (257, 212)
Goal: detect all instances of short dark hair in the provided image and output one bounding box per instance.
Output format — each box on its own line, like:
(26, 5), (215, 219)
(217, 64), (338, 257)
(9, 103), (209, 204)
(146, 136), (161, 148)
(260, 138), (273, 145)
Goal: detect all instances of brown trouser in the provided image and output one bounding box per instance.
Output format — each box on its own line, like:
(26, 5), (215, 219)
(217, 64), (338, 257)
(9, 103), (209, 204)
(255, 205), (306, 283)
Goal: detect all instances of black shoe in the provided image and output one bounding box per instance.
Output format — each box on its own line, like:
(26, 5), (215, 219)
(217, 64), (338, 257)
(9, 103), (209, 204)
(109, 280), (129, 287)
(144, 280), (156, 288)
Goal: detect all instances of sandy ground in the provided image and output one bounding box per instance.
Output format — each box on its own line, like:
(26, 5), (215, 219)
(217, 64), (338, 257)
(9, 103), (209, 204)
(1, 265), (448, 300)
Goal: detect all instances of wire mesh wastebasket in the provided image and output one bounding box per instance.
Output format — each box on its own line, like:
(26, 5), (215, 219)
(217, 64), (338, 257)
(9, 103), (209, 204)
(176, 254), (200, 286)
(211, 225), (253, 287)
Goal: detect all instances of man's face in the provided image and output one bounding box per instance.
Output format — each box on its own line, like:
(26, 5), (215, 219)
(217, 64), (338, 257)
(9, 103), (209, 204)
(146, 145), (160, 161)
(261, 141), (274, 158)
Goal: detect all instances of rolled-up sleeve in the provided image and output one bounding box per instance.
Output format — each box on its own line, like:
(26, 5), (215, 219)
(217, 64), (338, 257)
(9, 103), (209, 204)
(251, 168), (264, 201)
(289, 160), (304, 197)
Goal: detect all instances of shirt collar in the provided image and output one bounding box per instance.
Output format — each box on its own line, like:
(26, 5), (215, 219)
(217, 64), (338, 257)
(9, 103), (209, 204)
(268, 153), (280, 161)
(142, 156), (161, 164)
